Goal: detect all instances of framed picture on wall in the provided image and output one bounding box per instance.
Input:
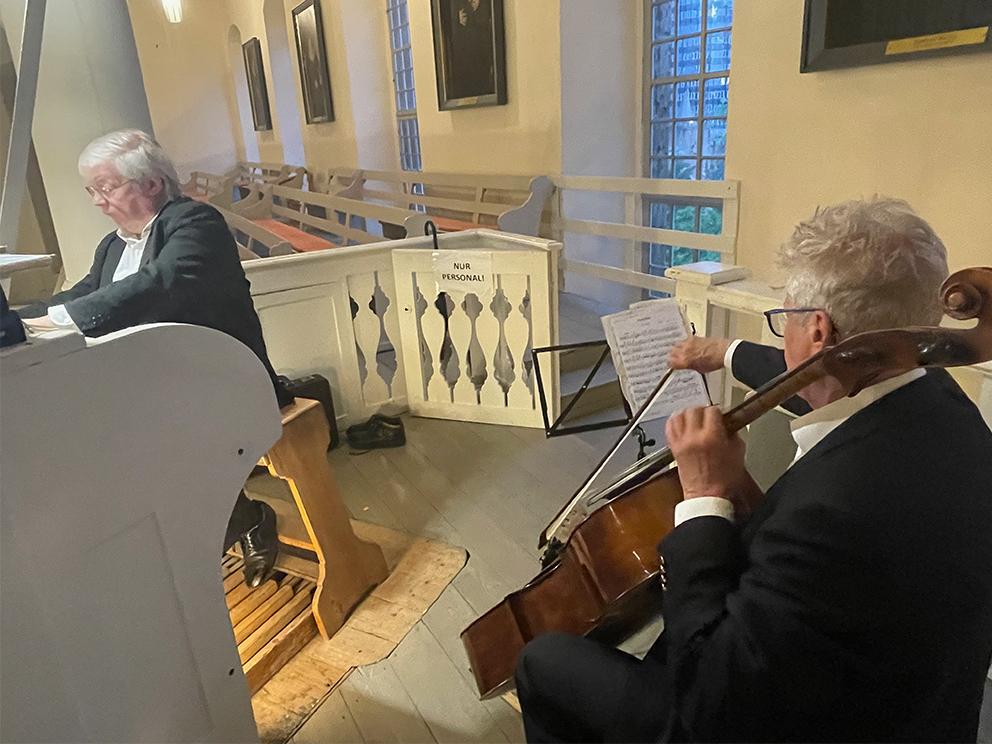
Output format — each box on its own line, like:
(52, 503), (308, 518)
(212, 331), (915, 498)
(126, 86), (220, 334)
(430, 0), (507, 110)
(292, 0), (335, 124)
(242, 37), (272, 131)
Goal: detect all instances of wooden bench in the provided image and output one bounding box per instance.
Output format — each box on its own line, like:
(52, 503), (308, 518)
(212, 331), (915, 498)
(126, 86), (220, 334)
(182, 169), (238, 208)
(310, 167), (365, 199)
(356, 169), (555, 237)
(230, 398), (390, 692)
(232, 182), (430, 251)
(239, 161), (308, 190)
(215, 206), (295, 260)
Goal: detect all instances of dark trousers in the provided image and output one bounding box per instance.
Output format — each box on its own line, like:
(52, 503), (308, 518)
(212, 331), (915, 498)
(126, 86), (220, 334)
(515, 632), (672, 743)
(223, 491), (260, 552)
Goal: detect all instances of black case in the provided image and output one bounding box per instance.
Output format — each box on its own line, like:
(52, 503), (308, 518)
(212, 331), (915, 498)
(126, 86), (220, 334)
(282, 374), (339, 449)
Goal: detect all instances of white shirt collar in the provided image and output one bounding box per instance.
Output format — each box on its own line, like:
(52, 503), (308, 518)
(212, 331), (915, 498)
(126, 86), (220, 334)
(116, 213), (159, 245)
(789, 368), (927, 464)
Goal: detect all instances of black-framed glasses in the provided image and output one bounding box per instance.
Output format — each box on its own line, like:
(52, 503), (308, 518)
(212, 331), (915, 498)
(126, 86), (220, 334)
(763, 307), (826, 338)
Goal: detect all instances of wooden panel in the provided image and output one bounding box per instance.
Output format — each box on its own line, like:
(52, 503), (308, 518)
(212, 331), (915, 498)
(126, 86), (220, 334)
(242, 606), (317, 695)
(233, 583), (295, 644)
(237, 587), (313, 663)
(229, 579), (278, 627)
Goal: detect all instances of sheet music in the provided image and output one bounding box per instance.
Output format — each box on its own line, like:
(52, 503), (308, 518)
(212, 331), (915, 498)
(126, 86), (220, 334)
(601, 299), (710, 422)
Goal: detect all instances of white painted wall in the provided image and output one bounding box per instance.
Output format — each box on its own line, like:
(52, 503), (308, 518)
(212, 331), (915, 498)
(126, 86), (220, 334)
(559, 0), (641, 311)
(1, 0), (155, 283)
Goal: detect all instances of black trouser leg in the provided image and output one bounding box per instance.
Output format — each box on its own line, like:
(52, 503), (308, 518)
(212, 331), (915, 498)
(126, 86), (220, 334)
(514, 632), (671, 743)
(223, 490), (260, 552)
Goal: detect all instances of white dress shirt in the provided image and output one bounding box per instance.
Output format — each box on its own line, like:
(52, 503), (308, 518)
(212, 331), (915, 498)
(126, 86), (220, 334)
(673, 340), (926, 527)
(47, 215), (159, 330)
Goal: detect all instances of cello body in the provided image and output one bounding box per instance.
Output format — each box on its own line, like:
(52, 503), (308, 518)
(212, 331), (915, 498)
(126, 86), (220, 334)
(461, 471), (683, 698)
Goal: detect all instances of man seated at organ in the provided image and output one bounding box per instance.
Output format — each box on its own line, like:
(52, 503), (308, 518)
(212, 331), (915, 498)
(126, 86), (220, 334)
(18, 129), (290, 588)
(513, 197), (992, 742)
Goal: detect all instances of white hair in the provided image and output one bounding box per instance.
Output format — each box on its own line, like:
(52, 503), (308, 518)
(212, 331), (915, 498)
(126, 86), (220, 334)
(778, 197), (949, 337)
(78, 129), (181, 201)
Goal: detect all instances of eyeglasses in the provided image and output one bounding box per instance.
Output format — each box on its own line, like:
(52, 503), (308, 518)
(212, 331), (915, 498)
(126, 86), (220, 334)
(763, 307), (828, 338)
(84, 179), (134, 199)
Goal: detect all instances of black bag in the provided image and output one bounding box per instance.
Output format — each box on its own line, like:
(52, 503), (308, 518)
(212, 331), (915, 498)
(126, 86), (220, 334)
(279, 374), (340, 450)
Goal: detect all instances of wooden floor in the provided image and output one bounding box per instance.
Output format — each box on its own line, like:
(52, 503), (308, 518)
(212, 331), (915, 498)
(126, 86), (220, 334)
(288, 414), (618, 743)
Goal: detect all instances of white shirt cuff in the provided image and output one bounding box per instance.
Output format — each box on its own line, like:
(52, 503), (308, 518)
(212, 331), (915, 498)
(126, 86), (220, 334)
(47, 305), (80, 330)
(674, 496), (735, 527)
(723, 338), (743, 385)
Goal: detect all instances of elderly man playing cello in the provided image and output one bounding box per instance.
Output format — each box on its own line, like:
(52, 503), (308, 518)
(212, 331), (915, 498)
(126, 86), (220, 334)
(514, 197), (992, 742)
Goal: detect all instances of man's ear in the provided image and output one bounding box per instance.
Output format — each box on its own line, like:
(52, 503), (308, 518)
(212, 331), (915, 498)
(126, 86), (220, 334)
(145, 178), (165, 196)
(809, 310), (835, 350)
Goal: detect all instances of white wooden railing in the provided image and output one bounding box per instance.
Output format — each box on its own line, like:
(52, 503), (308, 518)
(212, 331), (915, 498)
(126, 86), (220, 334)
(552, 176), (740, 298)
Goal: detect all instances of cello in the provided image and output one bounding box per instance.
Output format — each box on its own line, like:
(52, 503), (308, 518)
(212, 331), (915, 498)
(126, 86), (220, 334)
(460, 267), (992, 699)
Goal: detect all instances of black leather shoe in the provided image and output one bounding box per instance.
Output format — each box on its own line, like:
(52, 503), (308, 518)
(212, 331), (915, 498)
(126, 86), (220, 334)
(347, 418), (405, 450)
(346, 413), (402, 437)
(240, 501), (278, 588)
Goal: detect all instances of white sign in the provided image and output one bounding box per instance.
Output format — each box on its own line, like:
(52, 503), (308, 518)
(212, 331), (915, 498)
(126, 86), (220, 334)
(432, 251), (494, 297)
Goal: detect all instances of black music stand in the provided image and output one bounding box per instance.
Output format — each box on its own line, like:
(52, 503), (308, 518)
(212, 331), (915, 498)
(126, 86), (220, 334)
(531, 339), (631, 438)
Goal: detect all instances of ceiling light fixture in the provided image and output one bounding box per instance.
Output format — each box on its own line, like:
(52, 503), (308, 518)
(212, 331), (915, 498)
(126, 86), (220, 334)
(162, 0), (183, 23)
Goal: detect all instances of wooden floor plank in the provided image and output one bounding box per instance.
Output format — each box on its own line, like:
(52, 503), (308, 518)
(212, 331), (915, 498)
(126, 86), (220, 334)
(292, 688), (366, 744)
(340, 664), (437, 744)
(348, 447), (462, 544)
(389, 623), (510, 743)
(328, 450), (404, 531)
(421, 587), (525, 742)
(380, 433), (540, 589)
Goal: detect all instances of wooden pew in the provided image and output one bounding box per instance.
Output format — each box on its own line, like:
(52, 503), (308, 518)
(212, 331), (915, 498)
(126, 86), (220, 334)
(215, 206), (295, 259)
(232, 182), (429, 253)
(182, 169), (238, 208)
(357, 169), (555, 237)
(309, 167), (365, 199)
(239, 161), (307, 190)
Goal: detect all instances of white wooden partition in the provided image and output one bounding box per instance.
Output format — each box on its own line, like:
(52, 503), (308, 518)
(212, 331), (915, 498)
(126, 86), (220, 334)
(245, 243), (406, 426)
(244, 230), (560, 428)
(393, 230), (559, 427)
(553, 176), (740, 296)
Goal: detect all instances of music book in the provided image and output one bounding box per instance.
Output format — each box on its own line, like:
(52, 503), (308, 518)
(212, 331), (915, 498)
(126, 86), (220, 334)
(601, 299), (710, 422)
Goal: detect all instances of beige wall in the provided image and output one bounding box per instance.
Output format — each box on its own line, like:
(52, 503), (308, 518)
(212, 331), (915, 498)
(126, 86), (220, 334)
(127, 0), (240, 178)
(406, 0), (562, 174)
(2, 0), (154, 284)
(128, 0), (561, 178)
(725, 0), (992, 281)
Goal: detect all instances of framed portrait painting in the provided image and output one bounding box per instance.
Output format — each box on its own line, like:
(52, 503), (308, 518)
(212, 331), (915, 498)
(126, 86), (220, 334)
(292, 0), (335, 124)
(430, 0), (507, 110)
(242, 37), (272, 131)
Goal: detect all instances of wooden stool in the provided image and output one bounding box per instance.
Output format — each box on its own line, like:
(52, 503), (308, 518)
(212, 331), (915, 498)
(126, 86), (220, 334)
(259, 398), (388, 638)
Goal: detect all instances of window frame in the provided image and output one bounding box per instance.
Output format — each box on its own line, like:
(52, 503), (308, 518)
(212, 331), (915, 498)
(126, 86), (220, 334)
(386, 0), (423, 172)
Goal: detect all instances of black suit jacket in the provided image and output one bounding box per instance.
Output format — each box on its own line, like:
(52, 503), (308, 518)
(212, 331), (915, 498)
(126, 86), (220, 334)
(731, 340), (812, 416)
(21, 198), (290, 406)
(659, 371), (992, 741)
